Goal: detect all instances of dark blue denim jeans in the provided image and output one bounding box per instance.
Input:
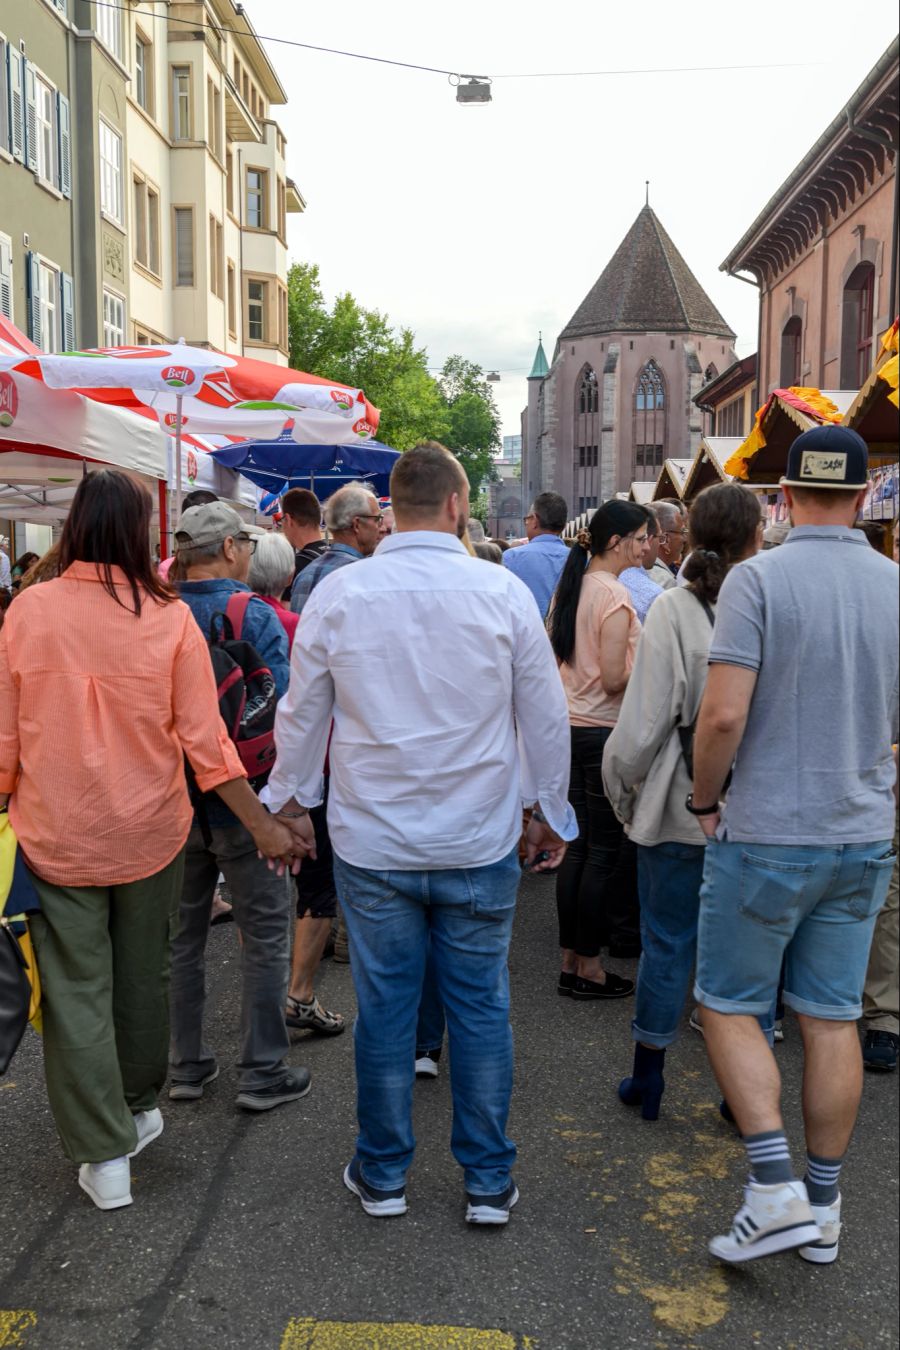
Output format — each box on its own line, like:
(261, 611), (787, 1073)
(633, 841), (706, 1048)
(333, 847), (520, 1195)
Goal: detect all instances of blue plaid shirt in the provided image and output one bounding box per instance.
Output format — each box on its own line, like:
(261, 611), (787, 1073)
(290, 543), (363, 614)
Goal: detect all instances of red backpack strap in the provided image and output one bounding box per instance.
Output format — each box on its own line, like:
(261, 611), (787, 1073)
(224, 591), (253, 641)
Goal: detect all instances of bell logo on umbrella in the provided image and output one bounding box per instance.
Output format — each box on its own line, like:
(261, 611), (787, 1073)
(353, 418), (376, 439)
(161, 366), (196, 389)
(0, 373), (18, 427)
(186, 450), (198, 484)
(329, 389), (353, 411)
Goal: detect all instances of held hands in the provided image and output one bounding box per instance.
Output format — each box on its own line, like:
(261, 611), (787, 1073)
(524, 813), (567, 872)
(254, 799), (317, 877)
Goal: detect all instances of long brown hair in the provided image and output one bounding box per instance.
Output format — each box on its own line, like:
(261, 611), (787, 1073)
(682, 483), (761, 603)
(59, 470), (176, 615)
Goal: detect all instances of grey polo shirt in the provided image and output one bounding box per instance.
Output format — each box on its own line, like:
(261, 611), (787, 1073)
(709, 525), (899, 845)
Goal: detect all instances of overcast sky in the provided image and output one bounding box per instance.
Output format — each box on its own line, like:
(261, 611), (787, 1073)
(251, 0), (899, 441)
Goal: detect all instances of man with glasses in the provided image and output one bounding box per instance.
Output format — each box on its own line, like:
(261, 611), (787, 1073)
(648, 499), (688, 589)
(503, 491), (570, 618)
(167, 503), (311, 1113)
(291, 483), (382, 616)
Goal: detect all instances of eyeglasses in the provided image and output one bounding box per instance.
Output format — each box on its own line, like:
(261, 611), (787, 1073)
(237, 535), (258, 554)
(354, 514), (383, 523)
(663, 527), (687, 538)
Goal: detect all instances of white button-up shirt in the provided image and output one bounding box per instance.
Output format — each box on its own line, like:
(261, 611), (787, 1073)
(262, 530), (578, 871)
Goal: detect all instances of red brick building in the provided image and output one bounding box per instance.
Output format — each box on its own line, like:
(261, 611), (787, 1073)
(721, 39), (898, 401)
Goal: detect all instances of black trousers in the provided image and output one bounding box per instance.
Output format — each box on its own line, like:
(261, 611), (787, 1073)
(555, 725), (640, 957)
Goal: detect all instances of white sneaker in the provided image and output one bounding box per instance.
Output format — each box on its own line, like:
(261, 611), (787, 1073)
(799, 1194), (841, 1264)
(128, 1108), (163, 1158)
(709, 1180), (820, 1264)
(414, 1052), (440, 1078)
(78, 1158), (133, 1211)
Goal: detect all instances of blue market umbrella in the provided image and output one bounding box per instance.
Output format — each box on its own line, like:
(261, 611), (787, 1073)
(210, 434), (401, 502)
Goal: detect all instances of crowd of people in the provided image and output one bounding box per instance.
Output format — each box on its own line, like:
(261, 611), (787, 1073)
(0, 424), (897, 1266)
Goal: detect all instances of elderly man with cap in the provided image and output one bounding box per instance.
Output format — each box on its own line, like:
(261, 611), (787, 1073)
(168, 502), (311, 1112)
(688, 425), (899, 1266)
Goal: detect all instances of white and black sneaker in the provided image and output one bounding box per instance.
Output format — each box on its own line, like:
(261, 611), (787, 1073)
(415, 1049), (441, 1078)
(343, 1158), (408, 1217)
(709, 1180), (820, 1263)
(466, 1181), (519, 1226)
(235, 1067), (311, 1112)
(799, 1194), (842, 1265)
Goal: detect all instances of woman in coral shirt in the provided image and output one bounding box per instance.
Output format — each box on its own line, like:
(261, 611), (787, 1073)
(0, 471), (298, 1212)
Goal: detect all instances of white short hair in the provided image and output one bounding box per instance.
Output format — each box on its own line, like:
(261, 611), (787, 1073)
(248, 531), (296, 597)
(325, 482), (376, 533)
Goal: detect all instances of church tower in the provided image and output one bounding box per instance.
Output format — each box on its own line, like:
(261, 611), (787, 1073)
(524, 205), (737, 513)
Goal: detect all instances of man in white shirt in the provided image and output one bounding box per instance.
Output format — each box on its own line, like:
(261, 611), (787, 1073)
(648, 500), (687, 590)
(263, 442), (576, 1226)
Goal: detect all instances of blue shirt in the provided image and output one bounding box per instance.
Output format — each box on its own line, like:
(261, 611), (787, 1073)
(178, 578), (290, 828)
(619, 566), (664, 624)
(290, 543), (362, 615)
(502, 534), (570, 617)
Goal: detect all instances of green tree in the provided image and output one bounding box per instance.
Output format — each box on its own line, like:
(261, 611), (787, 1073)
(439, 356), (502, 495)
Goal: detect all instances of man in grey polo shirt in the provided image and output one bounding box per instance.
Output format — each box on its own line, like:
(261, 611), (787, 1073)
(688, 425), (899, 1266)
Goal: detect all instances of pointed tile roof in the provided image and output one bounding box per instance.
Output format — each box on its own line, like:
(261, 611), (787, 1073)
(528, 336), (550, 379)
(560, 207), (735, 342)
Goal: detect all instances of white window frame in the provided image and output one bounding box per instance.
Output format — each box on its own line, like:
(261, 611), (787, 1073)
(247, 279), (267, 342)
(171, 65), (192, 141)
(102, 288), (126, 347)
(0, 233), (13, 322)
(99, 118), (123, 224)
(245, 167), (267, 229)
(37, 257), (60, 353)
(35, 72), (58, 186)
(134, 31), (151, 113)
(95, 2), (123, 62)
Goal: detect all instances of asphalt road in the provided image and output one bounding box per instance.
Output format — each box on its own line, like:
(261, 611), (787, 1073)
(1, 870), (897, 1350)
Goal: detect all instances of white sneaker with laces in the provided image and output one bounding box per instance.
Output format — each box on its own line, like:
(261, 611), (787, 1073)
(78, 1157), (133, 1211)
(709, 1180), (820, 1264)
(128, 1108), (164, 1158)
(799, 1194), (841, 1264)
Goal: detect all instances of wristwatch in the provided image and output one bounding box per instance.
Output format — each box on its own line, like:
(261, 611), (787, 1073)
(685, 793), (719, 817)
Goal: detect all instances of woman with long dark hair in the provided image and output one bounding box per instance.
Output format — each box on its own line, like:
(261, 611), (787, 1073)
(603, 482), (762, 1118)
(548, 499), (651, 1001)
(0, 470), (298, 1211)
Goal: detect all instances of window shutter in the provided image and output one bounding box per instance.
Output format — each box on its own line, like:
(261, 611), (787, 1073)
(8, 48), (24, 163)
(0, 240), (12, 321)
(27, 253), (42, 347)
(60, 273), (76, 350)
(57, 92), (72, 197)
(23, 59), (38, 173)
(175, 208), (194, 286)
(0, 39), (8, 155)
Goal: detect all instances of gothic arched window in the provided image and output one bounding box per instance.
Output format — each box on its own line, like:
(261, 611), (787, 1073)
(578, 367), (599, 414)
(633, 359), (667, 480)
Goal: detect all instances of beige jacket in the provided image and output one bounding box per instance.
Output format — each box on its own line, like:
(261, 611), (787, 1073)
(647, 560), (678, 591)
(602, 585), (715, 847)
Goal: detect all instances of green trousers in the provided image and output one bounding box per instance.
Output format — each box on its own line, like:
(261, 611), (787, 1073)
(28, 851), (185, 1163)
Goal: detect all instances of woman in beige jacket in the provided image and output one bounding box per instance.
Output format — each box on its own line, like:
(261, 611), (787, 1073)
(602, 483), (762, 1119)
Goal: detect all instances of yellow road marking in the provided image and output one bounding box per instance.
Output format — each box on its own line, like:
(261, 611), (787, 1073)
(0, 1311), (36, 1347)
(281, 1319), (519, 1349)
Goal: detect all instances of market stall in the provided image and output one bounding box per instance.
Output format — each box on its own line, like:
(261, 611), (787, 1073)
(681, 437), (743, 502)
(651, 457), (692, 502)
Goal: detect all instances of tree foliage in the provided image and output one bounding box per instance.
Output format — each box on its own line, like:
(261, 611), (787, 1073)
(286, 263), (500, 493)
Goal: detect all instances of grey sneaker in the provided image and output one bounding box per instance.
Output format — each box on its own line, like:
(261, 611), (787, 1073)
(168, 1067), (219, 1101)
(466, 1181), (520, 1226)
(235, 1067), (312, 1112)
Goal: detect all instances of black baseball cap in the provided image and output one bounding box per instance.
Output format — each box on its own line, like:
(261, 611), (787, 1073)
(781, 424), (868, 491)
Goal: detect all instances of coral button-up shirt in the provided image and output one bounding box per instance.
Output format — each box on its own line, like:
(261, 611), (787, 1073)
(0, 562), (245, 887)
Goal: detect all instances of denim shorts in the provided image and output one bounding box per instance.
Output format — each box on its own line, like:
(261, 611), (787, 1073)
(694, 837), (896, 1020)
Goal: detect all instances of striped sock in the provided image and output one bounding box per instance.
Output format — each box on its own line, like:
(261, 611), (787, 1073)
(744, 1130), (794, 1185)
(805, 1152), (843, 1205)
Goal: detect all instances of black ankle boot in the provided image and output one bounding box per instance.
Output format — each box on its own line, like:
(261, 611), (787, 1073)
(618, 1044), (666, 1121)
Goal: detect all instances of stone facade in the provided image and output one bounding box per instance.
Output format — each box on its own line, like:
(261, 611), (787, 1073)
(522, 207), (737, 515)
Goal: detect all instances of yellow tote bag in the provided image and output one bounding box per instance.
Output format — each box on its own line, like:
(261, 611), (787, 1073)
(0, 813), (42, 1033)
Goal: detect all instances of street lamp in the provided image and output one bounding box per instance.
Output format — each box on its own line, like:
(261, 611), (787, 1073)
(453, 76), (492, 104)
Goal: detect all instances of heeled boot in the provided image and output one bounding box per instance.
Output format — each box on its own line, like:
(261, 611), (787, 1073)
(618, 1044), (666, 1121)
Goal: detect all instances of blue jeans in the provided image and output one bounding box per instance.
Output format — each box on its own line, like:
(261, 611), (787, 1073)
(333, 847), (520, 1195)
(633, 842), (706, 1048)
(696, 838), (895, 1019)
(416, 941), (445, 1054)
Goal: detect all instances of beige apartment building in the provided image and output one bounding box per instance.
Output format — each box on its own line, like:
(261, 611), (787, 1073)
(1, 2), (302, 362)
(124, 0), (304, 362)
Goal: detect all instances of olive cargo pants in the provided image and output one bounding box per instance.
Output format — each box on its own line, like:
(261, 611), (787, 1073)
(28, 852), (185, 1163)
